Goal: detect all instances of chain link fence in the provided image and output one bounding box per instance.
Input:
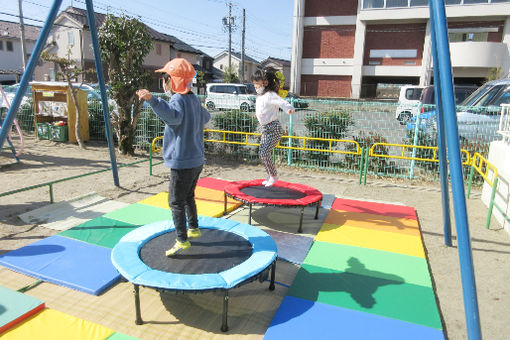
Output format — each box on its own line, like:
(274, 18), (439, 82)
(3, 85), (500, 183)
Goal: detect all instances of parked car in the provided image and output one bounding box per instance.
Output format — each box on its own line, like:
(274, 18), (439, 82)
(243, 83), (256, 94)
(285, 92), (309, 109)
(395, 85), (425, 124)
(407, 79), (510, 142)
(205, 83), (255, 111)
(396, 84), (477, 125)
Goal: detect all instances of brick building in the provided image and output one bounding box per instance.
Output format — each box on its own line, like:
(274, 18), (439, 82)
(290, 0), (510, 98)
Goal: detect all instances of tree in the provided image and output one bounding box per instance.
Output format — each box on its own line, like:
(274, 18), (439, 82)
(223, 66), (239, 83)
(196, 70), (206, 95)
(98, 14), (152, 155)
(41, 50), (91, 149)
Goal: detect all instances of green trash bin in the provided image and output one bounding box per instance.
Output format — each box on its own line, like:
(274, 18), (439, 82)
(50, 124), (68, 142)
(36, 123), (50, 140)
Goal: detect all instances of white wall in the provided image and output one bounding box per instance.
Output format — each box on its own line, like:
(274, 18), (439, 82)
(482, 141), (510, 233)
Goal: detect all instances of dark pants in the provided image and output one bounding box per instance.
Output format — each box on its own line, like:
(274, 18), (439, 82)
(168, 165), (203, 242)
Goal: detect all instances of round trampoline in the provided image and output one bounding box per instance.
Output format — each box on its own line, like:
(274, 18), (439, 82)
(111, 216), (277, 332)
(224, 179), (323, 233)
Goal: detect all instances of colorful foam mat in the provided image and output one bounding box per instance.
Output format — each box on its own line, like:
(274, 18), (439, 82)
(137, 177), (243, 217)
(265, 197), (445, 339)
(0, 177), (242, 298)
(0, 308), (116, 340)
(0, 235), (121, 295)
(0, 286), (45, 334)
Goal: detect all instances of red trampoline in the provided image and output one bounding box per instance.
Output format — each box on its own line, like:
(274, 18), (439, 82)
(224, 179), (322, 233)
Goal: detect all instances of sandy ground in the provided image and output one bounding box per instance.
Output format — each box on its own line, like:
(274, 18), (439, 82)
(0, 136), (509, 340)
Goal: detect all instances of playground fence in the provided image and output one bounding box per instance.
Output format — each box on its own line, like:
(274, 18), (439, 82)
(3, 86), (502, 183)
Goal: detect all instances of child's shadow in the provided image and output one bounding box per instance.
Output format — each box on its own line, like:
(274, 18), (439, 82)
(273, 257), (405, 325)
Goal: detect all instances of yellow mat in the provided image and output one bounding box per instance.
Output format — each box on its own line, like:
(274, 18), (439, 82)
(1, 308), (114, 340)
(138, 187), (242, 218)
(316, 223), (425, 258)
(324, 210), (420, 237)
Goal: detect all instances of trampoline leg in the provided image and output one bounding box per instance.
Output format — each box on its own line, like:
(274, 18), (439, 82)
(298, 207), (304, 233)
(221, 291), (229, 332)
(315, 200), (321, 219)
(224, 192), (227, 215)
(134, 284), (143, 325)
(269, 262), (276, 291)
(248, 203), (252, 225)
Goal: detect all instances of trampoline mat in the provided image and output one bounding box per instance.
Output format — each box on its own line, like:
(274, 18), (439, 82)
(240, 186), (307, 200)
(140, 229), (253, 274)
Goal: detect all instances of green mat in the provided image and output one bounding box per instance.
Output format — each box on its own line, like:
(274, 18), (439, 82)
(288, 263), (442, 329)
(304, 241), (433, 288)
(102, 203), (172, 225)
(0, 286), (44, 333)
(106, 332), (139, 340)
(59, 216), (139, 249)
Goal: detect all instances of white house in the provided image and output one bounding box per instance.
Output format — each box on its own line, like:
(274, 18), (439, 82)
(0, 20), (40, 84)
(213, 50), (260, 82)
(260, 57), (292, 88)
(35, 6), (207, 91)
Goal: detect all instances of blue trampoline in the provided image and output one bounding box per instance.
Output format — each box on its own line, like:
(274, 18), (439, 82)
(111, 216), (277, 332)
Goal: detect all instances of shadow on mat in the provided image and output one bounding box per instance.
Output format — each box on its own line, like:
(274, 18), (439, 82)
(249, 206), (329, 235)
(271, 257), (405, 326)
(158, 284), (279, 335)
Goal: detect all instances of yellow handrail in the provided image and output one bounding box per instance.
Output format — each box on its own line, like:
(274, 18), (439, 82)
(471, 152), (498, 186)
(369, 142), (472, 165)
(204, 129), (362, 155)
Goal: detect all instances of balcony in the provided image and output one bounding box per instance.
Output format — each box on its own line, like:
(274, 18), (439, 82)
(449, 41), (508, 68)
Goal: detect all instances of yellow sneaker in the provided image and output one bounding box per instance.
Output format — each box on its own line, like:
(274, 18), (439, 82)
(187, 228), (201, 239)
(165, 240), (191, 256)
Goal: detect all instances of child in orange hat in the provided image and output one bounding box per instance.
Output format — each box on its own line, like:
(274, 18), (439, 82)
(136, 58), (210, 256)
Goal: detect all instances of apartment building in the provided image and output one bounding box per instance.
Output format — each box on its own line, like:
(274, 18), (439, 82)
(291, 0), (510, 98)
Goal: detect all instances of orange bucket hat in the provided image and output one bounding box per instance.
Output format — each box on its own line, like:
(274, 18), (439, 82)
(156, 58), (196, 94)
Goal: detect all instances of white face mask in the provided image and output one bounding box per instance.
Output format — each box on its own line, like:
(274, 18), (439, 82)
(255, 87), (265, 95)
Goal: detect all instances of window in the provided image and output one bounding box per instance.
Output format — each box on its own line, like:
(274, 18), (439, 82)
(68, 32), (74, 46)
(386, 0), (408, 7)
(156, 43), (162, 56)
(448, 32), (489, 42)
(0, 41), (3, 50)
(6, 41), (13, 51)
(362, 0), (384, 8)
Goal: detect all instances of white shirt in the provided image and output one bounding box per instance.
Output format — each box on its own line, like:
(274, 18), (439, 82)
(255, 91), (295, 126)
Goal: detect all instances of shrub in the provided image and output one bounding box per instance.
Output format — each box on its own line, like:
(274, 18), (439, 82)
(303, 109), (353, 164)
(212, 109), (258, 155)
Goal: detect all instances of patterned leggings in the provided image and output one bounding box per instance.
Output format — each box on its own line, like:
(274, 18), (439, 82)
(259, 120), (283, 177)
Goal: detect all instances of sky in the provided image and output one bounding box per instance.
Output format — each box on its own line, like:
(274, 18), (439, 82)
(0, 0), (295, 62)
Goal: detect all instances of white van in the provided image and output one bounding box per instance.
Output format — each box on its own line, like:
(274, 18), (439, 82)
(205, 83), (255, 111)
(395, 85), (425, 124)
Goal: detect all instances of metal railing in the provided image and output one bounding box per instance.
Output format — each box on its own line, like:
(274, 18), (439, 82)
(466, 152), (509, 229)
(498, 104), (510, 144)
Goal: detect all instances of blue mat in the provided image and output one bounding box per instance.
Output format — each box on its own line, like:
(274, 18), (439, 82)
(0, 235), (121, 295)
(264, 296), (445, 340)
(264, 229), (313, 264)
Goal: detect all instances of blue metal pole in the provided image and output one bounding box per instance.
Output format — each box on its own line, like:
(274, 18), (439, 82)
(0, 0), (63, 151)
(430, 1), (481, 339)
(429, 6), (452, 247)
(287, 97), (294, 166)
(85, 0), (119, 187)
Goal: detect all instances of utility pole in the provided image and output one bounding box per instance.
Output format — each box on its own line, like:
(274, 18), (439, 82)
(223, 2), (235, 70)
(18, 0), (27, 71)
(241, 8), (245, 82)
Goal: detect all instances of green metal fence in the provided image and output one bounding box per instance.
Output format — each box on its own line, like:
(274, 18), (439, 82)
(3, 86), (498, 183)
